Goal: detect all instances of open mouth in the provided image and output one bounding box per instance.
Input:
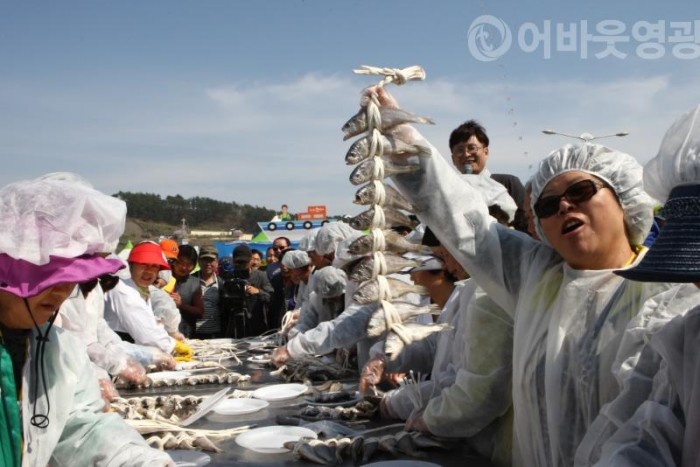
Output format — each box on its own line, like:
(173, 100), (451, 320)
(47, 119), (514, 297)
(562, 219), (584, 235)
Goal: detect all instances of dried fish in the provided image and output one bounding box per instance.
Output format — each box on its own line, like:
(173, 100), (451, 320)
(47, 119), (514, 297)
(353, 276), (426, 305)
(347, 229), (428, 256)
(348, 206), (417, 232)
(349, 158), (420, 186)
(342, 107), (434, 141)
(347, 252), (420, 283)
(354, 182), (414, 212)
(366, 302), (440, 338)
(345, 132), (429, 165)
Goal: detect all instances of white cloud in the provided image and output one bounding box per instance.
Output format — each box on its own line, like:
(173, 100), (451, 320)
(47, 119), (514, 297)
(0, 71), (697, 224)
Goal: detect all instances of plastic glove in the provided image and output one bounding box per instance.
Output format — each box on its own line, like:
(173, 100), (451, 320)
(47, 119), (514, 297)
(271, 346), (291, 368)
(359, 356), (385, 395)
(172, 339), (193, 362)
(360, 85), (428, 150)
(117, 358), (148, 386)
(168, 331), (186, 341)
(404, 407), (430, 433)
(155, 353), (177, 371)
(98, 378), (119, 412)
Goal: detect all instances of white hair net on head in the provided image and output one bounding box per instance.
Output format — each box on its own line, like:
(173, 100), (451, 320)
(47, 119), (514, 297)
(298, 230), (318, 252)
(282, 250), (311, 269)
(0, 172), (126, 265)
(314, 266), (347, 298)
(530, 143), (655, 246)
(314, 222), (359, 256)
(644, 104), (700, 203)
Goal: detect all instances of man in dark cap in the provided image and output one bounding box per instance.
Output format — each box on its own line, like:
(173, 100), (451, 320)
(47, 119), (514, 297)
(220, 244), (274, 337)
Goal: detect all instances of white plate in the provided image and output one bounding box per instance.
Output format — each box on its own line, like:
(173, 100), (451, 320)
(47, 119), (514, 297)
(247, 355), (271, 365)
(362, 462), (440, 467)
(252, 383), (308, 402)
(179, 387), (230, 427)
(235, 425), (317, 453)
(147, 370), (192, 381)
(210, 398), (270, 417)
(168, 450), (211, 466)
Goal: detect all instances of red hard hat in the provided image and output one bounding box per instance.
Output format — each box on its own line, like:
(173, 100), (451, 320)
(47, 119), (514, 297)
(128, 241), (171, 270)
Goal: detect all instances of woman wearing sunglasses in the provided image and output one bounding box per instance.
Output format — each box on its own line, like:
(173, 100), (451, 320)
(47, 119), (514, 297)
(361, 86), (700, 467)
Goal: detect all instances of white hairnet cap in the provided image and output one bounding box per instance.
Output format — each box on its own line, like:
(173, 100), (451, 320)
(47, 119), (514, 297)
(0, 172), (126, 265)
(298, 230), (318, 252)
(644, 104), (700, 203)
(282, 250), (311, 269)
(530, 144), (654, 246)
(314, 222), (358, 256)
(314, 266), (347, 298)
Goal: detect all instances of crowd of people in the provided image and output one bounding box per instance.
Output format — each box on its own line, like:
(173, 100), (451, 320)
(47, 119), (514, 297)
(0, 93), (699, 466)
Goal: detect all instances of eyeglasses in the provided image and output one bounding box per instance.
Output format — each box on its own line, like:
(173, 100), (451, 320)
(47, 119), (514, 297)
(534, 179), (609, 219)
(272, 245), (287, 251)
(452, 143), (484, 154)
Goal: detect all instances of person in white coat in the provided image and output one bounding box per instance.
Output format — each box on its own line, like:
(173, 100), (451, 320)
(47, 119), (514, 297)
(0, 172), (172, 466)
(574, 105), (700, 466)
(360, 86), (700, 467)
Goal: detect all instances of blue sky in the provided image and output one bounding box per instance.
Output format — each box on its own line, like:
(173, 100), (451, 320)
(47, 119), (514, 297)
(1, 1), (698, 222)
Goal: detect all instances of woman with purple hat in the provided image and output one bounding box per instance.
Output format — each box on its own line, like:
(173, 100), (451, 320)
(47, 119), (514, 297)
(574, 106), (700, 466)
(0, 173), (173, 466)
(362, 86), (700, 467)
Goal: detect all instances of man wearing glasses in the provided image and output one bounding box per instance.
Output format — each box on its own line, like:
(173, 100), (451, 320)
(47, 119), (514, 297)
(267, 236), (291, 328)
(449, 120), (528, 233)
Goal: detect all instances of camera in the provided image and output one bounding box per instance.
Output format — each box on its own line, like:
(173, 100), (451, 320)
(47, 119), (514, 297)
(221, 267), (252, 337)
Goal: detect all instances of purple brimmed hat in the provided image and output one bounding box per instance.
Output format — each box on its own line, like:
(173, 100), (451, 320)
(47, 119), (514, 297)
(0, 172), (128, 297)
(0, 254), (125, 298)
(616, 105), (700, 283)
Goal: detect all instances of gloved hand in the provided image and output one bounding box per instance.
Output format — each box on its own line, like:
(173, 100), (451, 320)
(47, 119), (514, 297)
(405, 407), (430, 433)
(271, 346), (291, 368)
(359, 356), (385, 395)
(168, 331), (186, 341)
(360, 85), (429, 151)
(117, 358), (148, 386)
(98, 378), (119, 412)
(155, 353), (177, 371)
(172, 339), (194, 362)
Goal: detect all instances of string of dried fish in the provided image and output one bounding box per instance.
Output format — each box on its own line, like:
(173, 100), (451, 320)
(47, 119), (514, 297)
(285, 429), (446, 465)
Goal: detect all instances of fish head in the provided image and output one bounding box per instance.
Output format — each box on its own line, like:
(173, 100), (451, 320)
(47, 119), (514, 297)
(341, 109), (366, 141)
(349, 162), (370, 186)
(347, 235), (371, 255)
(345, 137), (369, 165)
(349, 211), (370, 231)
(353, 185), (372, 205)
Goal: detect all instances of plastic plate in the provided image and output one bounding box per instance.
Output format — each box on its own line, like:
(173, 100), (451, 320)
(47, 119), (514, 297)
(235, 425), (317, 453)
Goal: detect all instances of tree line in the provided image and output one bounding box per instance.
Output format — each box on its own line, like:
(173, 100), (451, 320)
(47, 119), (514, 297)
(114, 191), (276, 233)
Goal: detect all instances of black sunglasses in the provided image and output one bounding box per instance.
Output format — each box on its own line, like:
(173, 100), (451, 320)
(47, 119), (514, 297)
(534, 179), (608, 219)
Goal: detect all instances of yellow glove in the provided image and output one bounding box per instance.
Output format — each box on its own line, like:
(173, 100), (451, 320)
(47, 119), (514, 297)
(172, 339), (194, 362)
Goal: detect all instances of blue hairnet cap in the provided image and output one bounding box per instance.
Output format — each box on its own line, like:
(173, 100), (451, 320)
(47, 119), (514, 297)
(530, 143), (655, 246)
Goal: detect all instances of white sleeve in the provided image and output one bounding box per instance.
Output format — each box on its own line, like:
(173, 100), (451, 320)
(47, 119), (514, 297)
(389, 140), (558, 314)
(422, 289), (514, 438)
(105, 282), (175, 353)
(287, 302), (377, 359)
(50, 332), (174, 467)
